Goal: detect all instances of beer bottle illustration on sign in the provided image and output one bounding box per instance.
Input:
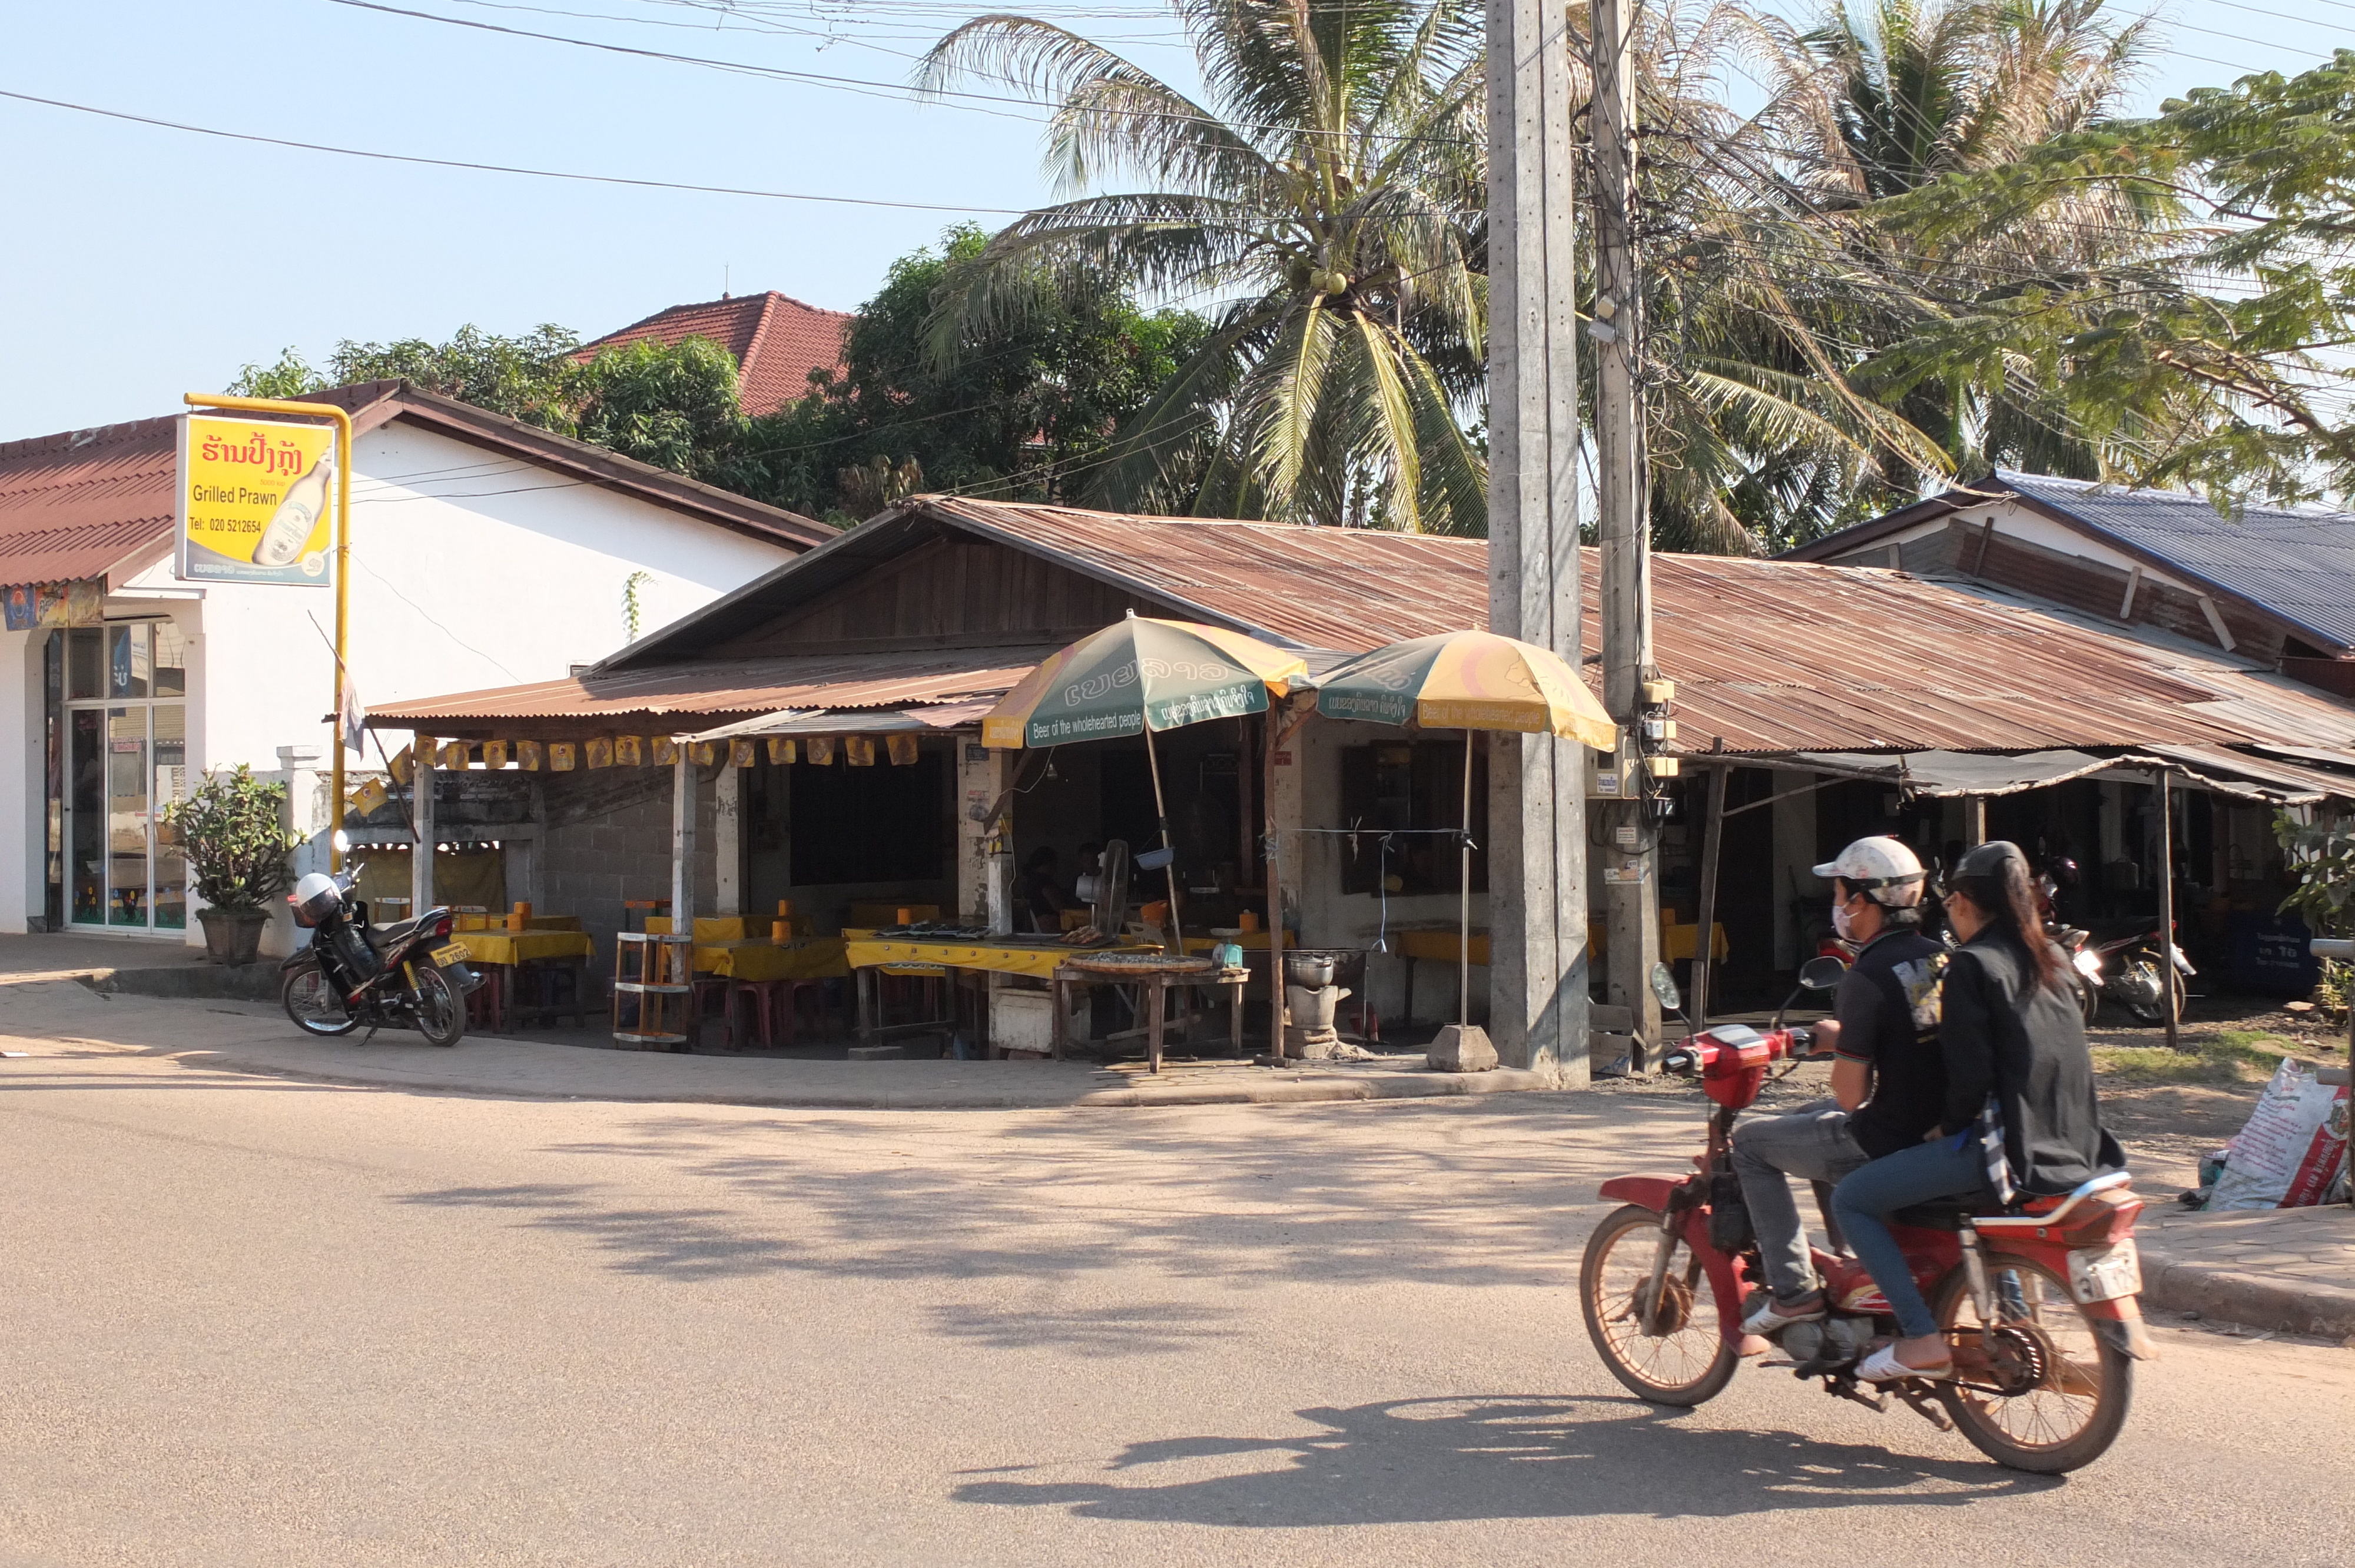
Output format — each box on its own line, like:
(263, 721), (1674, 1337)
(254, 447), (334, 567)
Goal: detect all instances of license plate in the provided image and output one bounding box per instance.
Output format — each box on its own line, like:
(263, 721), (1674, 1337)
(2067, 1240), (2142, 1303)
(431, 942), (468, 966)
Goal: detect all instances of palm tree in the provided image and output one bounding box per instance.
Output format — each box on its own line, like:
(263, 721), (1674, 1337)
(917, 0), (1488, 532)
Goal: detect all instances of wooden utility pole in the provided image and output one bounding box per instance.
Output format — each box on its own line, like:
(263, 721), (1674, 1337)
(1485, 0), (1590, 1081)
(1593, 0), (1661, 1069)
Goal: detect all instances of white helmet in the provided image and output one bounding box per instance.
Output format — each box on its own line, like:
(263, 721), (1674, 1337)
(1812, 836), (1926, 908)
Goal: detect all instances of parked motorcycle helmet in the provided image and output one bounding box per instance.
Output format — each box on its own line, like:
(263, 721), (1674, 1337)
(290, 871), (343, 928)
(1810, 836), (1927, 909)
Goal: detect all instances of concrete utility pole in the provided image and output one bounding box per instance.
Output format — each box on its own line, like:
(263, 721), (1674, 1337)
(1592, 0), (1663, 1070)
(1485, 0), (1590, 1081)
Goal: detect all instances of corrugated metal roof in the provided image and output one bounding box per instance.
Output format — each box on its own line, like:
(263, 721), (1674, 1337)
(367, 647), (1054, 726)
(373, 498), (2355, 799)
(1996, 469), (2355, 653)
(0, 414), (180, 587)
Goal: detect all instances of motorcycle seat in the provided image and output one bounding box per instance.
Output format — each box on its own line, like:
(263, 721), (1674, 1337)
(367, 917), (425, 951)
(1890, 1195), (1986, 1231)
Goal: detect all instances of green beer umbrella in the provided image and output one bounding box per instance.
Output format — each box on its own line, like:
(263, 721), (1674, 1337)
(984, 613), (1309, 946)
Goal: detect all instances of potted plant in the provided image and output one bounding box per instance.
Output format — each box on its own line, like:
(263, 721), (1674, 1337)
(167, 765), (300, 965)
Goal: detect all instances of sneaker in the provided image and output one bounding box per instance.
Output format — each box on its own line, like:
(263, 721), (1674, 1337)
(1741, 1291), (1828, 1336)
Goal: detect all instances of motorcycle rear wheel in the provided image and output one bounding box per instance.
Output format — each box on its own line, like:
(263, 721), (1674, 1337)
(2120, 959), (2187, 1026)
(281, 964), (359, 1037)
(1936, 1258), (2132, 1473)
(412, 964), (466, 1048)
(1580, 1203), (1738, 1406)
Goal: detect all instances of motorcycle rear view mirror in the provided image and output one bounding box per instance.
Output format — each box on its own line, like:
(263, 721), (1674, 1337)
(1648, 961), (1683, 1014)
(1797, 954), (1849, 992)
(332, 829), (352, 854)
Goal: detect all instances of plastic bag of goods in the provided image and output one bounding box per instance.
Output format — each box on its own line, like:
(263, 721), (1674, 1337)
(2204, 1058), (2351, 1210)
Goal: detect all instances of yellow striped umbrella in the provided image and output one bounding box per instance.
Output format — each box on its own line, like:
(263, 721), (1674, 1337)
(1312, 630), (1617, 749)
(1315, 630), (1618, 1031)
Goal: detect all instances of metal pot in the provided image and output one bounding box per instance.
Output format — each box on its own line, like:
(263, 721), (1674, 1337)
(1284, 952), (1338, 987)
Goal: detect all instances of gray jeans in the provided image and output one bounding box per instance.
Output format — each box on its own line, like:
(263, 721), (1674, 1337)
(1730, 1101), (1869, 1303)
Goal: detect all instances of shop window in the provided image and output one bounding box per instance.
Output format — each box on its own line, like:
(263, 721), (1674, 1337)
(66, 627), (102, 700)
(789, 749), (947, 886)
(1336, 740), (1487, 896)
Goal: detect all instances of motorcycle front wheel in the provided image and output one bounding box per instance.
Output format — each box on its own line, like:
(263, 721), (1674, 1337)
(1580, 1203), (1738, 1406)
(1936, 1258), (2132, 1473)
(281, 964), (359, 1037)
(2073, 972), (2101, 1025)
(412, 964), (466, 1048)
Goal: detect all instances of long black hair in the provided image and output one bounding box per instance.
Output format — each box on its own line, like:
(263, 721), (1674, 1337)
(1948, 841), (2068, 994)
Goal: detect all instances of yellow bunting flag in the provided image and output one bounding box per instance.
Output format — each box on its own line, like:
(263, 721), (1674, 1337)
(805, 736), (835, 766)
(516, 740), (544, 772)
(613, 735), (643, 767)
(651, 737), (678, 766)
(845, 735), (875, 766)
(691, 740), (717, 766)
(730, 738), (757, 768)
(768, 736), (797, 765)
(350, 776), (389, 818)
(482, 739), (509, 770)
(387, 745), (414, 786)
(440, 741), (470, 770)
(585, 738), (613, 769)
(549, 742), (577, 772)
(885, 733), (918, 766)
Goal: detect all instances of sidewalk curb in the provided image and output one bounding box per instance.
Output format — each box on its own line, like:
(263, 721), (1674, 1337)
(163, 1046), (1563, 1112)
(2140, 1249), (2355, 1340)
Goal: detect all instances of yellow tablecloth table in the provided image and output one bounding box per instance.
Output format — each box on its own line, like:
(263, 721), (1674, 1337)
(449, 929), (596, 966)
(695, 937), (849, 981)
(843, 934), (1155, 979)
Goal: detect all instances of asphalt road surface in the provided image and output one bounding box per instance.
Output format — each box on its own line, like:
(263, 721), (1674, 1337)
(5, 1046), (2350, 1567)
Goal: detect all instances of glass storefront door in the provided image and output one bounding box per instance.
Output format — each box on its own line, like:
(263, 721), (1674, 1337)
(64, 622), (188, 932)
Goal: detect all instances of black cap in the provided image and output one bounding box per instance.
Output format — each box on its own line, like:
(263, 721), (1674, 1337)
(1952, 839), (2029, 883)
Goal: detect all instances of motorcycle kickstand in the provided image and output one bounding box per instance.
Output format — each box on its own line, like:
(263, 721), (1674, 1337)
(1889, 1382), (1955, 1432)
(1824, 1376), (1887, 1414)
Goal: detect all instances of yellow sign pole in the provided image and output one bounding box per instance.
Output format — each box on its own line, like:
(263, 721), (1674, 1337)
(183, 393), (354, 872)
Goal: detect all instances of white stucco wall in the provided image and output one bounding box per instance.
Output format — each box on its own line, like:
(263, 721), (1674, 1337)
(2, 419), (801, 938)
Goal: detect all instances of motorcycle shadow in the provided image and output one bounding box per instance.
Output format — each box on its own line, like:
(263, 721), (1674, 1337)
(951, 1393), (2058, 1526)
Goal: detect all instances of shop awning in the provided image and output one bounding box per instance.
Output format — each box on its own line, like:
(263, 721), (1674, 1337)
(690, 699), (999, 742)
(1781, 749), (2115, 797)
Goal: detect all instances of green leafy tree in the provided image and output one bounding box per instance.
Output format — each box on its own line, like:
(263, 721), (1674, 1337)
(576, 337), (750, 481)
(918, 0), (1489, 531)
(231, 325), (585, 430)
(164, 766), (298, 911)
(740, 225), (1207, 521)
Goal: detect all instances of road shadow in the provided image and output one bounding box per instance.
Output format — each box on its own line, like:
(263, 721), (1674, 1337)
(953, 1393), (2055, 1524)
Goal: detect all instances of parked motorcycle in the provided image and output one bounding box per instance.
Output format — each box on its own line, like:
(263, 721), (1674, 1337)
(279, 858), (483, 1046)
(1579, 959), (2154, 1474)
(2056, 922), (2193, 1025)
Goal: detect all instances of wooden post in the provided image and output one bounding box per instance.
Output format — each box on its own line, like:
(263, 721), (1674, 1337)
(410, 739), (436, 916)
(672, 741), (696, 935)
(1964, 796), (1988, 847)
(1692, 764), (1727, 1030)
(2157, 769), (2180, 1052)
(1485, 0), (1589, 1080)
(1458, 732), (1474, 1028)
(1593, 0), (1659, 1072)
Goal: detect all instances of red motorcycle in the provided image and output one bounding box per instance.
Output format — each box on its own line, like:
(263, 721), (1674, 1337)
(1579, 958), (2155, 1474)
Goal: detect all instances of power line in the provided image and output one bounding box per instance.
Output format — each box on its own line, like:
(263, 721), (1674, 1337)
(0, 87), (1027, 213)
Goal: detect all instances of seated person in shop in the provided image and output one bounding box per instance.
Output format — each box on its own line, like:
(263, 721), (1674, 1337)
(1023, 846), (1077, 933)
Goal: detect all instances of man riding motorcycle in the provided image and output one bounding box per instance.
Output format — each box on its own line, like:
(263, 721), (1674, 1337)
(1730, 836), (1948, 1336)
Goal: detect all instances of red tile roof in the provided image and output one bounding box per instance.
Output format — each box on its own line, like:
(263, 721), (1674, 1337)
(580, 292), (852, 417)
(0, 415), (181, 587)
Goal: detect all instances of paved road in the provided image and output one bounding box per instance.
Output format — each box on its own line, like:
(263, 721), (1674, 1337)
(4, 1045), (2350, 1567)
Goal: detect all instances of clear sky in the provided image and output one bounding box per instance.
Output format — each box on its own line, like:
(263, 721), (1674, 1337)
(0, 0), (2339, 438)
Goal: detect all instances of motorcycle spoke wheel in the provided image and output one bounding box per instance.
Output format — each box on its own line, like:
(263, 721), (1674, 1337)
(280, 966), (359, 1037)
(1580, 1204), (1737, 1407)
(412, 965), (466, 1048)
(1937, 1259), (2131, 1473)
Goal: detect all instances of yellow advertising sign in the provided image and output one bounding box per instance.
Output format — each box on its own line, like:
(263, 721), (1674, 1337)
(175, 413), (336, 586)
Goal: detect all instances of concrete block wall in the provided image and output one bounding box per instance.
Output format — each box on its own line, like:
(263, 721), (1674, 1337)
(538, 765), (719, 973)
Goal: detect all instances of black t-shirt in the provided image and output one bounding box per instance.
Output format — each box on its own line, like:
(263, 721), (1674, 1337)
(1835, 928), (1951, 1159)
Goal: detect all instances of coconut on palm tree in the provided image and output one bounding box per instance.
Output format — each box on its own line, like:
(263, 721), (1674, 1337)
(917, 0), (1488, 532)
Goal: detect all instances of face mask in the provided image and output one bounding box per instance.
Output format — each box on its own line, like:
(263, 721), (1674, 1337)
(1832, 898), (1858, 941)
